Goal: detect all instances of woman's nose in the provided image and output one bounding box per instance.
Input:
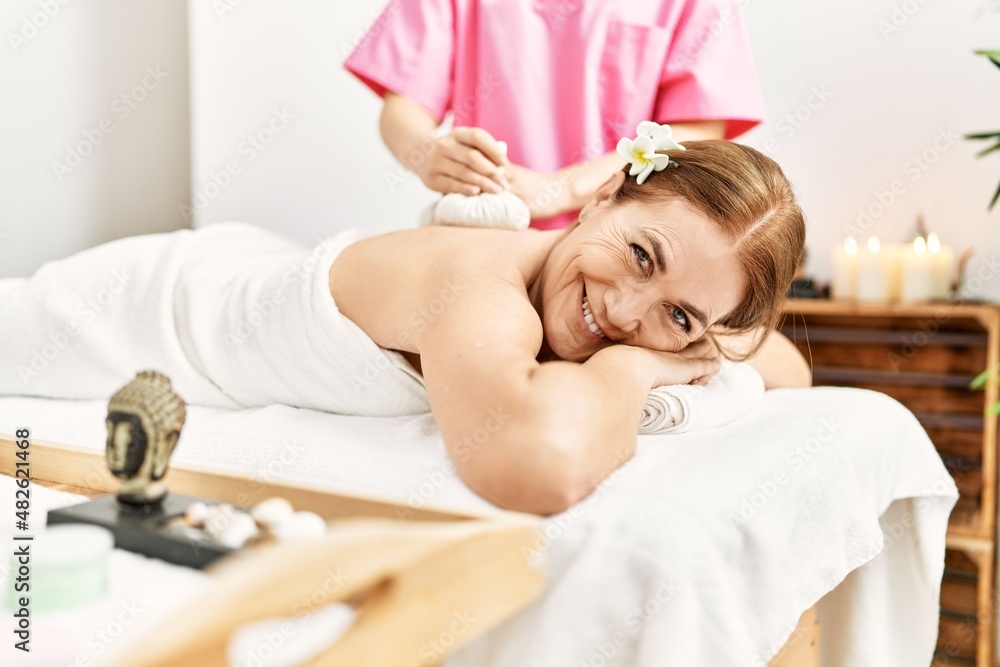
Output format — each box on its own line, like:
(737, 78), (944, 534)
(603, 290), (644, 338)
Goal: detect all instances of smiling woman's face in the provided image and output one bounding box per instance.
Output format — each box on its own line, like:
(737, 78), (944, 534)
(535, 187), (747, 362)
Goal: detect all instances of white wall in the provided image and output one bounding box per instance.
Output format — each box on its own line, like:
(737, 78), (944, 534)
(4, 1), (999, 301)
(186, 0), (437, 247)
(0, 0), (190, 279)
(739, 0), (1000, 302)
(187, 0), (1000, 301)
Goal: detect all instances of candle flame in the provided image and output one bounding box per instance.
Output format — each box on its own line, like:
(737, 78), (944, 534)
(867, 236), (880, 253)
(927, 232), (941, 254)
(913, 236), (927, 255)
(844, 237), (857, 256)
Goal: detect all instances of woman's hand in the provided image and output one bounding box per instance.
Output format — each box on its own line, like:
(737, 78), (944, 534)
(590, 339), (721, 390)
(677, 338), (723, 386)
(415, 127), (510, 196)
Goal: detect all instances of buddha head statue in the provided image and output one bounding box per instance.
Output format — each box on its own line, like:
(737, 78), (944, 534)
(105, 370), (186, 505)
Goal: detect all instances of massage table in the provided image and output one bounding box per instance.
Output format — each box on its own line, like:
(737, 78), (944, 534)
(0, 384), (956, 666)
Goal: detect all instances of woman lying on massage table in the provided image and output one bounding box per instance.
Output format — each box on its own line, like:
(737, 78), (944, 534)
(0, 125), (806, 515)
(332, 128), (807, 513)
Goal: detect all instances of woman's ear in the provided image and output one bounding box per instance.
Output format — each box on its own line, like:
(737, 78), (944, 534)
(579, 171), (626, 223)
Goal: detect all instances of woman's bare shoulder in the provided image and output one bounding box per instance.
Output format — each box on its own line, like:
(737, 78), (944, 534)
(329, 226), (555, 353)
(356, 225), (554, 285)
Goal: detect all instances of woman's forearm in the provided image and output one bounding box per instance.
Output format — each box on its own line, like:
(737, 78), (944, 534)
(745, 331), (812, 388)
(501, 348), (655, 511)
(715, 328), (812, 389)
(457, 341), (720, 515)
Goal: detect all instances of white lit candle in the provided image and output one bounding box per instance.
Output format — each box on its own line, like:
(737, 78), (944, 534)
(831, 237), (859, 299)
(886, 242), (902, 301)
(926, 232), (954, 300)
(900, 236), (935, 303)
(856, 236), (897, 303)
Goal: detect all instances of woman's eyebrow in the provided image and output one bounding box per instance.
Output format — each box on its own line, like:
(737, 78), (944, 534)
(680, 300), (710, 332)
(638, 228), (666, 274)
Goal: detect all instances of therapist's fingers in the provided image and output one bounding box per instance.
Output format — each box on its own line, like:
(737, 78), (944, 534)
(447, 146), (509, 191)
(429, 174), (481, 197)
(418, 142), (476, 196)
(452, 127), (510, 169)
(441, 139), (507, 192)
(440, 158), (504, 195)
(420, 128), (510, 196)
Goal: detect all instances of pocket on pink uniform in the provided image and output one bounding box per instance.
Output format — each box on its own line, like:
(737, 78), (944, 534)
(599, 21), (671, 147)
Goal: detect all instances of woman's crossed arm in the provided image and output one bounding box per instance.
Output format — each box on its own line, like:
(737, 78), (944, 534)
(416, 268), (718, 515)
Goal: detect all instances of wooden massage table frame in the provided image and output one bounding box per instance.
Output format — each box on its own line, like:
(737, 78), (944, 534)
(0, 435), (820, 666)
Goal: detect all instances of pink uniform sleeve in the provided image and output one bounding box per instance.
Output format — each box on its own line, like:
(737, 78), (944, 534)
(655, 0), (766, 140)
(343, 0), (455, 121)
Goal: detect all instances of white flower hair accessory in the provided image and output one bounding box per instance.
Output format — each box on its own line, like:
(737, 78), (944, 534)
(616, 121), (686, 185)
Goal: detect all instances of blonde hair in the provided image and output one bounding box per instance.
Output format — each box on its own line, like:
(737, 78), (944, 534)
(611, 140), (805, 359)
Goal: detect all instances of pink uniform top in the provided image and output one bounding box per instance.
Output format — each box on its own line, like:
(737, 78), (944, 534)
(345, 0), (766, 230)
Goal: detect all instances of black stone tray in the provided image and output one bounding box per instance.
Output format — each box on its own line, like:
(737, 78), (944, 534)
(47, 493), (236, 569)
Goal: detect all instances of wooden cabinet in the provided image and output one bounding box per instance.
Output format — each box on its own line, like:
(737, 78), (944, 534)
(781, 300), (1000, 667)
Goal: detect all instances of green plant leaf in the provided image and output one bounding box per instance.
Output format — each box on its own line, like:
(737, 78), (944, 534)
(972, 365), (1000, 390)
(977, 141), (1000, 158)
(974, 49), (1000, 68)
(989, 402), (1000, 416)
(970, 50), (1000, 210)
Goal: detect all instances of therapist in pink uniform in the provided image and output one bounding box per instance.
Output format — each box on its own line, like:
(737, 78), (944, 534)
(345, 0), (766, 230)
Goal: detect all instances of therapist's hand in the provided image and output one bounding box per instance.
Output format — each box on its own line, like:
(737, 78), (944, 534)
(505, 164), (574, 220)
(416, 127), (510, 196)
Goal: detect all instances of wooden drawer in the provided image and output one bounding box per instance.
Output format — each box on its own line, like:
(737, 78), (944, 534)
(781, 301), (999, 667)
(781, 302), (999, 540)
(935, 547), (993, 666)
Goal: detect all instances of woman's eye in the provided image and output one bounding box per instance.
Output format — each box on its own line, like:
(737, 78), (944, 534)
(670, 306), (691, 333)
(631, 244), (652, 275)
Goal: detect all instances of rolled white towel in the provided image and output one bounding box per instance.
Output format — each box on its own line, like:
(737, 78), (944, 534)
(639, 361), (765, 435)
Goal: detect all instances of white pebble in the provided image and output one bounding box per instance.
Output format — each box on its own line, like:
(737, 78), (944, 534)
(272, 511), (327, 542)
(250, 497), (294, 527)
(202, 503), (239, 535)
(170, 523), (210, 542)
(183, 502), (210, 527)
(202, 504), (258, 547)
(215, 513), (259, 549)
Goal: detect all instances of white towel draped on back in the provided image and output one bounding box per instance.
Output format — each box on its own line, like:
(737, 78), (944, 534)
(0, 222), (430, 417)
(0, 221), (768, 432)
